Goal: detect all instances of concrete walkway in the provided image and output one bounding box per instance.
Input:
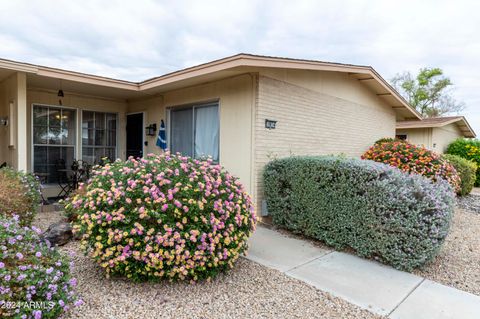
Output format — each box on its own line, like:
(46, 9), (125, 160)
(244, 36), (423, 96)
(246, 226), (480, 319)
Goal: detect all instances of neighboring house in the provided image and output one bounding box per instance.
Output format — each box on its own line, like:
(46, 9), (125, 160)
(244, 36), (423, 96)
(396, 116), (476, 153)
(0, 53), (421, 213)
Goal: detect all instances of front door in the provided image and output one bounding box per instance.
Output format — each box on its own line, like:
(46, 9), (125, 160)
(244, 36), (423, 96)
(126, 113), (143, 158)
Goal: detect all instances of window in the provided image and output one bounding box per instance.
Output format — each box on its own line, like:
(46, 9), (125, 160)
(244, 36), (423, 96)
(33, 105), (76, 183)
(82, 111), (117, 164)
(396, 134), (408, 141)
(169, 102), (219, 161)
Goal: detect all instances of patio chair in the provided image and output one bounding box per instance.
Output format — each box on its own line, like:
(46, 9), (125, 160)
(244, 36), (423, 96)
(55, 159), (72, 198)
(72, 160), (92, 186)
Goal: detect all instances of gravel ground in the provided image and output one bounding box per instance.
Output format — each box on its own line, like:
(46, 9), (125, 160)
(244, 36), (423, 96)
(34, 211), (381, 319)
(415, 208), (480, 296)
(456, 193), (480, 214)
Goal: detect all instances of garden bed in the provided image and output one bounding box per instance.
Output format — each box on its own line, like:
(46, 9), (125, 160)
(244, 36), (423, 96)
(33, 211), (381, 319)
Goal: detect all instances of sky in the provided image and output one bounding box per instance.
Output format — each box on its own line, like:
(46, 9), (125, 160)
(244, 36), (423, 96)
(1, 0), (479, 133)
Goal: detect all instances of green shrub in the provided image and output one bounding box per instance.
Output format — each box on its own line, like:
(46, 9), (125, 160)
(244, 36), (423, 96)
(446, 138), (480, 186)
(65, 152), (257, 282)
(0, 215), (81, 318)
(362, 140), (460, 192)
(0, 168), (41, 225)
(263, 156), (454, 271)
(374, 137), (405, 144)
(442, 154), (477, 196)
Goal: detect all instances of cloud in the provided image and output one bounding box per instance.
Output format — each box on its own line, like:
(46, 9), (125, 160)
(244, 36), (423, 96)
(0, 0), (479, 132)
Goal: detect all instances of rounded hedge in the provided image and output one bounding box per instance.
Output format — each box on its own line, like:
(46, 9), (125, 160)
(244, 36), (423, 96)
(264, 156), (455, 271)
(446, 138), (480, 186)
(362, 140), (460, 192)
(0, 216), (81, 318)
(442, 154), (477, 196)
(65, 153), (257, 282)
(0, 168), (41, 226)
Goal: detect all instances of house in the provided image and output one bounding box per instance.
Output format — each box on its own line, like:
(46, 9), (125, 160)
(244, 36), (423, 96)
(396, 116), (476, 153)
(0, 53), (421, 213)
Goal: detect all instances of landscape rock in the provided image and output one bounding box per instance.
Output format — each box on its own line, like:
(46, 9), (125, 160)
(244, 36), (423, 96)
(42, 221), (73, 246)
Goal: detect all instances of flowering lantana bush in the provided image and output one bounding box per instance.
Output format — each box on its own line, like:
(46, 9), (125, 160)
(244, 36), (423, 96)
(0, 216), (81, 318)
(65, 153), (257, 282)
(362, 140), (460, 192)
(0, 167), (41, 226)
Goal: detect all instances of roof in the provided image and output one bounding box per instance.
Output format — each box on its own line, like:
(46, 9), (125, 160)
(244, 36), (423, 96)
(0, 53), (422, 119)
(396, 116), (476, 138)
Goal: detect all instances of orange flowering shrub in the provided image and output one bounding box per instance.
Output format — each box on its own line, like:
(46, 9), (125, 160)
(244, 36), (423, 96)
(362, 140), (460, 192)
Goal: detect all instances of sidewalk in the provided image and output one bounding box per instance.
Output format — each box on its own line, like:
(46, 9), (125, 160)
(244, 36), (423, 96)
(246, 226), (480, 319)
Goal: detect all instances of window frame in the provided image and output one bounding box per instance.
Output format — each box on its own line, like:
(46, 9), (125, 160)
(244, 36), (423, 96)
(31, 103), (77, 184)
(81, 110), (118, 164)
(167, 100), (220, 161)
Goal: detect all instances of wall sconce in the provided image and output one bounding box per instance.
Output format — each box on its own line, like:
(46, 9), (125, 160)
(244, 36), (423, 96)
(265, 119), (277, 129)
(145, 123), (157, 136)
(0, 116), (8, 126)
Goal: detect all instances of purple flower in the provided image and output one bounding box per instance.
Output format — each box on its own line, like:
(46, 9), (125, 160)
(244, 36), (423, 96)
(69, 278), (77, 287)
(46, 267), (54, 274)
(35, 251), (42, 258)
(74, 299), (84, 307)
(33, 310), (42, 319)
(16, 252), (23, 260)
(0, 262), (4, 269)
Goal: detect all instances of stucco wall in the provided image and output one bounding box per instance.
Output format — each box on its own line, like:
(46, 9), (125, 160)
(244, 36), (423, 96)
(0, 75), (15, 167)
(254, 75), (397, 212)
(127, 74), (255, 193)
(396, 128), (433, 149)
(432, 123), (463, 153)
(27, 89), (128, 197)
(0, 72), (27, 170)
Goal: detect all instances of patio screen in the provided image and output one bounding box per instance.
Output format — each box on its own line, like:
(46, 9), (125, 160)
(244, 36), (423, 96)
(32, 105), (76, 184)
(169, 102), (219, 161)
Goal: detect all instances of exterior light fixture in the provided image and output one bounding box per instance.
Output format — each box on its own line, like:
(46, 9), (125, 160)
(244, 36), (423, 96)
(0, 116), (8, 126)
(58, 89), (64, 106)
(145, 123), (157, 136)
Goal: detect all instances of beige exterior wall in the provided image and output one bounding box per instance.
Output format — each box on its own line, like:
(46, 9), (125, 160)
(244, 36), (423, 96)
(397, 123), (463, 154)
(254, 75), (397, 212)
(0, 72), (27, 170)
(127, 74), (255, 194)
(396, 128), (433, 149)
(432, 124), (463, 153)
(258, 68), (394, 114)
(27, 89), (128, 197)
(0, 74), (16, 168)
